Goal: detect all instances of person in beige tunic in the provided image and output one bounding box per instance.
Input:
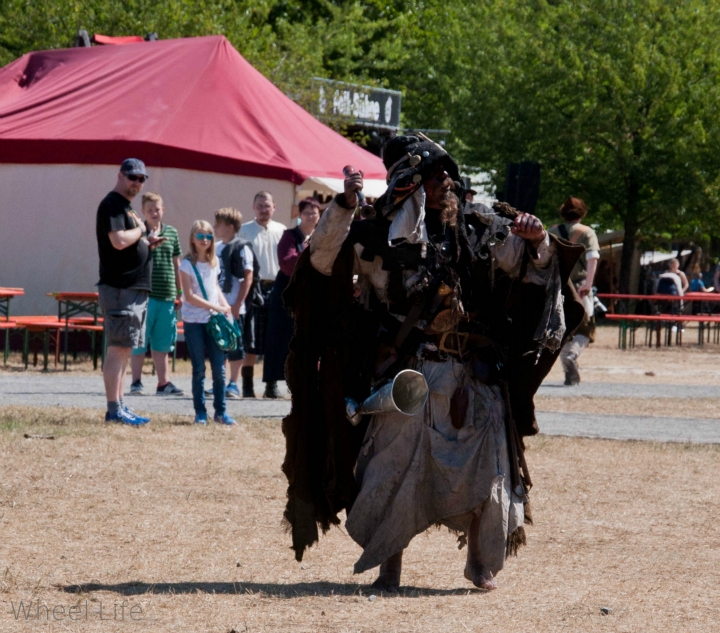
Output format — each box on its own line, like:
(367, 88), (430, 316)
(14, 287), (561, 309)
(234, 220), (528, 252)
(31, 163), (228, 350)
(549, 197), (600, 385)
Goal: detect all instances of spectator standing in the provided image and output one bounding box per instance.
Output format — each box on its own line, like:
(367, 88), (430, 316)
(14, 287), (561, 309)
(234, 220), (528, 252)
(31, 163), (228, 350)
(549, 196), (600, 386)
(214, 208), (255, 398)
(657, 260), (684, 296)
(178, 221), (236, 426)
(668, 257), (689, 293)
(657, 258), (685, 316)
(263, 198), (320, 388)
(690, 270), (713, 293)
(239, 192), (286, 398)
(96, 158), (155, 425)
(129, 193), (184, 396)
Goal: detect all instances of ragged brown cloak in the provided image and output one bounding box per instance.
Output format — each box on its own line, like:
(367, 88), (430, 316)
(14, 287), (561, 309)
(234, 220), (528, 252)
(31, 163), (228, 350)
(282, 233), (585, 561)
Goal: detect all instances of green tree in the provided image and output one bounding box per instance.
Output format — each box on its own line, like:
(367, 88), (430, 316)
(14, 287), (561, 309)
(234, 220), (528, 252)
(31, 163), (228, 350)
(457, 0), (720, 291)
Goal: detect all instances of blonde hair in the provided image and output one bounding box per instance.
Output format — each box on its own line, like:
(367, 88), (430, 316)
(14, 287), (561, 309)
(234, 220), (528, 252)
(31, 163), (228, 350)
(141, 192), (163, 207)
(187, 220), (218, 267)
(215, 207), (242, 232)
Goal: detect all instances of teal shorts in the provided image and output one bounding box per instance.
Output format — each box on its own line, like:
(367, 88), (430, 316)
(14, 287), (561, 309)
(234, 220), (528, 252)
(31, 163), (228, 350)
(131, 298), (177, 355)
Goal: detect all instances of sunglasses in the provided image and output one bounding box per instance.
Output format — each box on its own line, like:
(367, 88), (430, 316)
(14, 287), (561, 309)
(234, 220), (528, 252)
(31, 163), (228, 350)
(125, 174), (147, 183)
(194, 233), (214, 241)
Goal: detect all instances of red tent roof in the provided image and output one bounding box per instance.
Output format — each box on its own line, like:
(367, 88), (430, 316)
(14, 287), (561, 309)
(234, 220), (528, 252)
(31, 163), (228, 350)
(0, 35), (386, 184)
(92, 34), (145, 45)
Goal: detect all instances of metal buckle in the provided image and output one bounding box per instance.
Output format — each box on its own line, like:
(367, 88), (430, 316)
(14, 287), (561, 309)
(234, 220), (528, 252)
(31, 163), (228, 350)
(438, 331), (469, 355)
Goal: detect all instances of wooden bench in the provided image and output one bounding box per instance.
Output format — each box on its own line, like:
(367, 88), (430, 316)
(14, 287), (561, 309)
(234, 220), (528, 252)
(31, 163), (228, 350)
(13, 318), (105, 371)
(605, 313), (720, 348)
(70, 323), (105, 370)
(14, 318), (66, 370)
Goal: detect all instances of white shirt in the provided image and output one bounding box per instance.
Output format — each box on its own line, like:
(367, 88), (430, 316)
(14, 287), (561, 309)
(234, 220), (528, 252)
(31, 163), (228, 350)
(239, 219), (286, 280)
(216, 242), (254, 315)
(179, 259), (221, 323)
(658, 271), (684, 296)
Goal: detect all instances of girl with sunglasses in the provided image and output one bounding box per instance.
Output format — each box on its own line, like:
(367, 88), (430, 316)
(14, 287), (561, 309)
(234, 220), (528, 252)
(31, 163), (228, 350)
(179, 221), (236, 425)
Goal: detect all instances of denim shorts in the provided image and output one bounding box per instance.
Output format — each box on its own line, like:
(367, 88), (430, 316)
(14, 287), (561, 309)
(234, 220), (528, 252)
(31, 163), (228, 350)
(98, 285), (149, 349)
(131, 298), (177, 355)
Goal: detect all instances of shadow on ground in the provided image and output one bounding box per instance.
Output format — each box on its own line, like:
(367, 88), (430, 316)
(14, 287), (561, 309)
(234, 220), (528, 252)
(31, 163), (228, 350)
(60, 581), (482, 598)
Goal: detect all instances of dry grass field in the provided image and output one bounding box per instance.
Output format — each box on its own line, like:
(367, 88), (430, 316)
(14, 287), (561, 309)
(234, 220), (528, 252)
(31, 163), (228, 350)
(0, 405), (719, 633)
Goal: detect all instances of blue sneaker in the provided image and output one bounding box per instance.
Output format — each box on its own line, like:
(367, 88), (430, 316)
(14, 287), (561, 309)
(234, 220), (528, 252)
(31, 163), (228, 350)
(213, 413), (237, 426)
(226, 382), (241, 399)
(194, 413), (208, 425)
(105, 409), (150, 426)
(123, 406), (150, 423)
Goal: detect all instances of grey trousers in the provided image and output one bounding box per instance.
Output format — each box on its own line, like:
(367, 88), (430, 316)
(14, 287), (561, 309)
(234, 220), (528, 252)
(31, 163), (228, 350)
(560, 334), (590, 384)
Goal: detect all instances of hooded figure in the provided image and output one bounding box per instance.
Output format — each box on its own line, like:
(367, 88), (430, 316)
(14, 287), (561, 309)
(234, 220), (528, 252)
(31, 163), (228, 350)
(281, 136), (585, 591)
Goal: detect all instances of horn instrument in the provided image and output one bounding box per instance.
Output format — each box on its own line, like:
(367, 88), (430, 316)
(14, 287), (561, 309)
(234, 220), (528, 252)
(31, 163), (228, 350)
(345, 369), (429, 426)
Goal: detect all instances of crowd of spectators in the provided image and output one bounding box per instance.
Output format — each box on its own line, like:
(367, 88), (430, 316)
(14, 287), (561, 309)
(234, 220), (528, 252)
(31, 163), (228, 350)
(95, 158), (321, 426)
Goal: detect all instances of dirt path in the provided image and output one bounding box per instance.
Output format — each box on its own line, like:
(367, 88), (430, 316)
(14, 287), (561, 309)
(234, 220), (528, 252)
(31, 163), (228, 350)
(0, 408), (718, 632)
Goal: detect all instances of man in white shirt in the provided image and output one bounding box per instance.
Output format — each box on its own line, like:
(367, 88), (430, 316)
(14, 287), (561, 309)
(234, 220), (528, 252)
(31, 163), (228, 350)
(239, 191), (287, 398)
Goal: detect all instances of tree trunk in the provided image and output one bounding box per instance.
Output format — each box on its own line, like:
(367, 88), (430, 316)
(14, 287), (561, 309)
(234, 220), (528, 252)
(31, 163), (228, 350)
(619, 177), (640, 295)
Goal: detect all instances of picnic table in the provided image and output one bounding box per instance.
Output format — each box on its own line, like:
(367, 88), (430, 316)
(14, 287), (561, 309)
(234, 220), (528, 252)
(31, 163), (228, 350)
(600, 292), (720, 349)
(47, 292), (99, 370)
(13, 316), (102, 371)
(598, 292), (720, 309)
(0, 287), (24, 364)
(0, 287), (24, 320)
(605, 313), (720, 348)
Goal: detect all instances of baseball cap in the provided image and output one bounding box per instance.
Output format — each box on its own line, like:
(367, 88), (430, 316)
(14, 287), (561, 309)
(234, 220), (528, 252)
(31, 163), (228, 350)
(120, 158), (148, 177)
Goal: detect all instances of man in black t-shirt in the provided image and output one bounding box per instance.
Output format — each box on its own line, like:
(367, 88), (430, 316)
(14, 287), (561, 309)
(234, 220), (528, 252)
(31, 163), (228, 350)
(96, 158), (155, 425)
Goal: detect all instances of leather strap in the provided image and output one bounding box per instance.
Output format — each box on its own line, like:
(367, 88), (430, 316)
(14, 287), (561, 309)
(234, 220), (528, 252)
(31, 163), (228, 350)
(392, 298), (425, 350)
(190, 262), (209, 301)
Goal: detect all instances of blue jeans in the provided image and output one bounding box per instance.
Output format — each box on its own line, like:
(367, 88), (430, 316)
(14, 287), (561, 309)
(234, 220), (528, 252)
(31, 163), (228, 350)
(184, 322), (226, 417)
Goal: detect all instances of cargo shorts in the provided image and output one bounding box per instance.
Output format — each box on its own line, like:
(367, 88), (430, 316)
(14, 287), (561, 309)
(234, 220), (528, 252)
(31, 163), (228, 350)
(98, 285), (149, 349)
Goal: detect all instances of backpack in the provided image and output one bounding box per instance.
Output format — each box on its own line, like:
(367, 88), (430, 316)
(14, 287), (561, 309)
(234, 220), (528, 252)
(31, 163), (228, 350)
(657, 275), (679, 296)
(220, 237), (263, 307)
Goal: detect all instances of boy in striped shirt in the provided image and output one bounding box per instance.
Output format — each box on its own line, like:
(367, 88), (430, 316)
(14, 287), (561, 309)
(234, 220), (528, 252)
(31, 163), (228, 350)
(130, 193), (184, 395)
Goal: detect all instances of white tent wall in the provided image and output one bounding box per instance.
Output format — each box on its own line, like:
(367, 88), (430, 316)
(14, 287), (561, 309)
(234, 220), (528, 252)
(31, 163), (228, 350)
(0, 164), (295, 315)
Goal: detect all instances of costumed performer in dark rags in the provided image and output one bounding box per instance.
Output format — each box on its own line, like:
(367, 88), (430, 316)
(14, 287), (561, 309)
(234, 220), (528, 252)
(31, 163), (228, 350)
(281, 135), (585, 592)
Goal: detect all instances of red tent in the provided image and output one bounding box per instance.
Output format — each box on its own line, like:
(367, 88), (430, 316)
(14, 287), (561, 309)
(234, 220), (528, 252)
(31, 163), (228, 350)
(0, 35), (386, 184)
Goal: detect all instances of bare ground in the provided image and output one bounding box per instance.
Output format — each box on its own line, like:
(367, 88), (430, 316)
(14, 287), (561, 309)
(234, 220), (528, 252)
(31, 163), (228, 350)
(536, 324), (720, 419)
(543, 323), (720, 385)
(0, 406), (719, 632)
(534, 395), (720, 419)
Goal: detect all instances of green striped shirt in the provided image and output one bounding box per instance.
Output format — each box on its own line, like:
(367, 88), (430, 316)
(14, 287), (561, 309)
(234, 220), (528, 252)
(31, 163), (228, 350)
(149, 224), (182, 300)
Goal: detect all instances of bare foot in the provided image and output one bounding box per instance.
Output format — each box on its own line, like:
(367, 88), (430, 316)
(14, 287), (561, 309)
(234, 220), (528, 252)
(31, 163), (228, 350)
(465, 510), (498, 590)
(371, 551), (403, 593)
(464, 559), (498, 591)
(371, 575), (399, 593)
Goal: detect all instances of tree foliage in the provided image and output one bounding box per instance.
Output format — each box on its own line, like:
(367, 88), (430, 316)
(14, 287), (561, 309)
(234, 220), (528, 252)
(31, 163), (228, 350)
(458, 0), (720, 289)
(3, 1), (720, 287)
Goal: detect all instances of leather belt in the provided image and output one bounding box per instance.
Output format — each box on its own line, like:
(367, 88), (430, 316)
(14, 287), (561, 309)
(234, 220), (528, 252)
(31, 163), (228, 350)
(436, 331), (493, 356)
